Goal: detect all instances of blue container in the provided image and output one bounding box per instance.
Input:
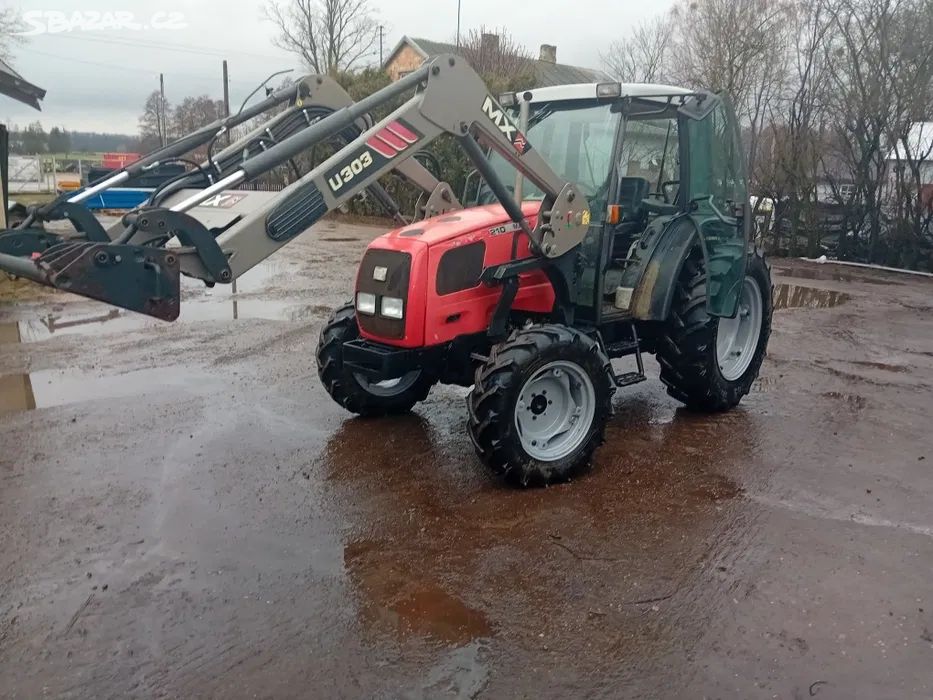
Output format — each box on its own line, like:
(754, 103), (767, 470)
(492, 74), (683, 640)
(82, 188), (153, 210)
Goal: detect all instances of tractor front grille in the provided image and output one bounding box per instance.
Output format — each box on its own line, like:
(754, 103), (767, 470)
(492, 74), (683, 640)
(356, 248), (411, 340)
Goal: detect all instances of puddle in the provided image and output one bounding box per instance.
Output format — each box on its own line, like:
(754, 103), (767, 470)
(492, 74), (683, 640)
(773, 283), (850, 310)
(0, 364), (220, 416)
(774, 262), (902, 286)
(389, 586), (493, 642)
(0, 256), (335, 344)
(344, 538), (493, 644)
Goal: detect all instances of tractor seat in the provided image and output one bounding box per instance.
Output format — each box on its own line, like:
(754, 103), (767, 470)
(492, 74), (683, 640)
(611, 177), (650, 257)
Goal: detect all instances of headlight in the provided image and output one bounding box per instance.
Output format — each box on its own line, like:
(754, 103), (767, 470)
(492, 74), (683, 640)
(356, 292), (376, 315)
(380, 296), (404, 319)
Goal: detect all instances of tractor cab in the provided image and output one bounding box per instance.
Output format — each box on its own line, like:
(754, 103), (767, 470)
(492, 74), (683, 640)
(473, 82), (750, 325)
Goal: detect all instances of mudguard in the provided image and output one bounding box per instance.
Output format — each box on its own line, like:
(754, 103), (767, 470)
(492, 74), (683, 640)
(621, 215), (698, 322)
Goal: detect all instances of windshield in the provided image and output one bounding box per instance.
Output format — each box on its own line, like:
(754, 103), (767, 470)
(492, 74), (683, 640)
(480, 101), (620, 213)
(618, 117), (679, 195)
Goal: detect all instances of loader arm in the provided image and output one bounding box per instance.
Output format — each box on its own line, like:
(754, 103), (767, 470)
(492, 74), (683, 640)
(143, 74), (457, 222)
(0, 55), (589, 321)
(0, 74), (457, 257)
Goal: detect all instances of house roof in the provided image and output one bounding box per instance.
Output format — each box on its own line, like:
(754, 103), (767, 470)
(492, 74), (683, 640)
(0, 58), (45, 111)
(407, 37), (458, 58)
(384, 35), (611, 87)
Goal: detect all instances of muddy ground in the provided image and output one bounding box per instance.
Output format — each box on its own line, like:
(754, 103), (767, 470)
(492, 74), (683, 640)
(0, 220), (931, 699)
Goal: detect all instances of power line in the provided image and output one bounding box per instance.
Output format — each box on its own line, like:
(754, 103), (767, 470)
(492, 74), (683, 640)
(18, 46), (274, 86)
(47, 31), (288, 62)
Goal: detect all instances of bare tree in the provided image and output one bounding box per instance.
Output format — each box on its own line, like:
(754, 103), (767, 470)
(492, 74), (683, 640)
(458, 27), (535, 92)
(265, 0), (377, 74)
(0, 8), (24, 64)
(172, 96), (225, 158)
(601, 16), (674, 83)
(668, 0), (792, 185)
(758, 0), (834, 255)
(173, 96), (224, 135)
(139, 91), (171, 151)
(822, 0), (910, 260)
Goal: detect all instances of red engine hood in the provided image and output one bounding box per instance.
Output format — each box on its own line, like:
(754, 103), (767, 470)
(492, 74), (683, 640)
(382, 201), (543, 246)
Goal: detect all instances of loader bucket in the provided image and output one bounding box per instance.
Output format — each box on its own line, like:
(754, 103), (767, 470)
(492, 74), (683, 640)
(0, 242), (181, 320)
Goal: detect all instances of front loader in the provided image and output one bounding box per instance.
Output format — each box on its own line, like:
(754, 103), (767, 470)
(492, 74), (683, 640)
(0, 55), (772, 487)
(0, 72), (459, 262)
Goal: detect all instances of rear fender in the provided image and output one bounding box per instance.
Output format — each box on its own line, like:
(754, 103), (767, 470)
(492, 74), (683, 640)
(625, 216), (698, 322)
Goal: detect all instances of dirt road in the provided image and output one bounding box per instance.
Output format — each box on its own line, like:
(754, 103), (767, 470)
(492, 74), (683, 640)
(1, 221), (931, 698)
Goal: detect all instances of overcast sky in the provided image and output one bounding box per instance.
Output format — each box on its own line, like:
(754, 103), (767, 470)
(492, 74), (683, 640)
(1, 0), (672, 135)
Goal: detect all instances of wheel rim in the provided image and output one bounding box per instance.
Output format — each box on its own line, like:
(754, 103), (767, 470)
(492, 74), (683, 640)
(353, 370), (421, 397)
(514, 360), (596, 462)
(716, 275), (763, 381)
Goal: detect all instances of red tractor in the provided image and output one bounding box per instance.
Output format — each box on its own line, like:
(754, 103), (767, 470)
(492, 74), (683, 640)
(0, 56), (771, 487)
(315, 73), (772, 486)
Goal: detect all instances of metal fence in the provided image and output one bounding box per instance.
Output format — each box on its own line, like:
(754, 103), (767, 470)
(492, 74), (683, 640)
(8, 156), (92, 194)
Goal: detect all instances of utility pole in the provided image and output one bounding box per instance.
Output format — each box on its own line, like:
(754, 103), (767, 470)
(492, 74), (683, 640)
(378, 25), (384, 65)
(456, 0), (462, 47)
(222, 60), (231, 146)
(221, 59), (235, 296)
(159, 73), (167, 147)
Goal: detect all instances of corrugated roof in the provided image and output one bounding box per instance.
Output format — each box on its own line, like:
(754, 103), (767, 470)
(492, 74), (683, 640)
(0, 58), (45, 111)
(409, 37), (458, 57)
(534, 62), (611, 87)
(394, 36), (610, 87)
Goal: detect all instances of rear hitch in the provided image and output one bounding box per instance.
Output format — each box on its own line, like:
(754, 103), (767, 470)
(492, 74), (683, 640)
(0, 242), (181, 320)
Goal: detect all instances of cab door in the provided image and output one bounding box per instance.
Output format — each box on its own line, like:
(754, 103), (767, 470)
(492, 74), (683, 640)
(680, 94), (749, 318)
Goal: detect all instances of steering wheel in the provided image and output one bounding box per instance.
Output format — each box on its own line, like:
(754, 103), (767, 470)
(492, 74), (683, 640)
(641, 198), (678, 215)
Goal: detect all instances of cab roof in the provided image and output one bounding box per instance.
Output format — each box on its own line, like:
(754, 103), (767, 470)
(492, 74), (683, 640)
(514, 82), (695, 105)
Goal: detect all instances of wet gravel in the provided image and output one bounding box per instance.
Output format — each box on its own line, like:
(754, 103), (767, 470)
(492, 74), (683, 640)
(1, 224), (932, 698)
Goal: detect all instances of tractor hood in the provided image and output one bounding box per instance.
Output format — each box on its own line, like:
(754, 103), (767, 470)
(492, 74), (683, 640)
(383, 202), (543, 247)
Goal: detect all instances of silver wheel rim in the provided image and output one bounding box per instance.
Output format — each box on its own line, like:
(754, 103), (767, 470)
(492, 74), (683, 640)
(716, 276), (763, 381)
(514, 360), (596, 462)
(353, 370), (421, 397)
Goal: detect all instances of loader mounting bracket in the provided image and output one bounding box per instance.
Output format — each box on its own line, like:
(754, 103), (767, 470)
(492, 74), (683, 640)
(50, 202), (112, 242)
(0, 228), (65, 257)
(126, 208), (232, 284)
(0, 200), (112, 257)
(37, 242), (181, 320)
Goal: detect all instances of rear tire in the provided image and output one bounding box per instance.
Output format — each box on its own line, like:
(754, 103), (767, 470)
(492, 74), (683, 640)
(656, 247), (772, 411)
(467, 324), (614, 487)
(317, 303), (433, 417)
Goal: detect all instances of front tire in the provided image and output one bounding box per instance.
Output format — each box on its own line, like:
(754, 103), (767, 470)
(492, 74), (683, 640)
(656, 247), (773, 411)
(467, 324), (614, 487)
(316, 303), (433, 417)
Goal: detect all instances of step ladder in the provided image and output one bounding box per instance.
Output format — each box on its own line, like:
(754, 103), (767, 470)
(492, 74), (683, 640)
(608, 324), (647, 389)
